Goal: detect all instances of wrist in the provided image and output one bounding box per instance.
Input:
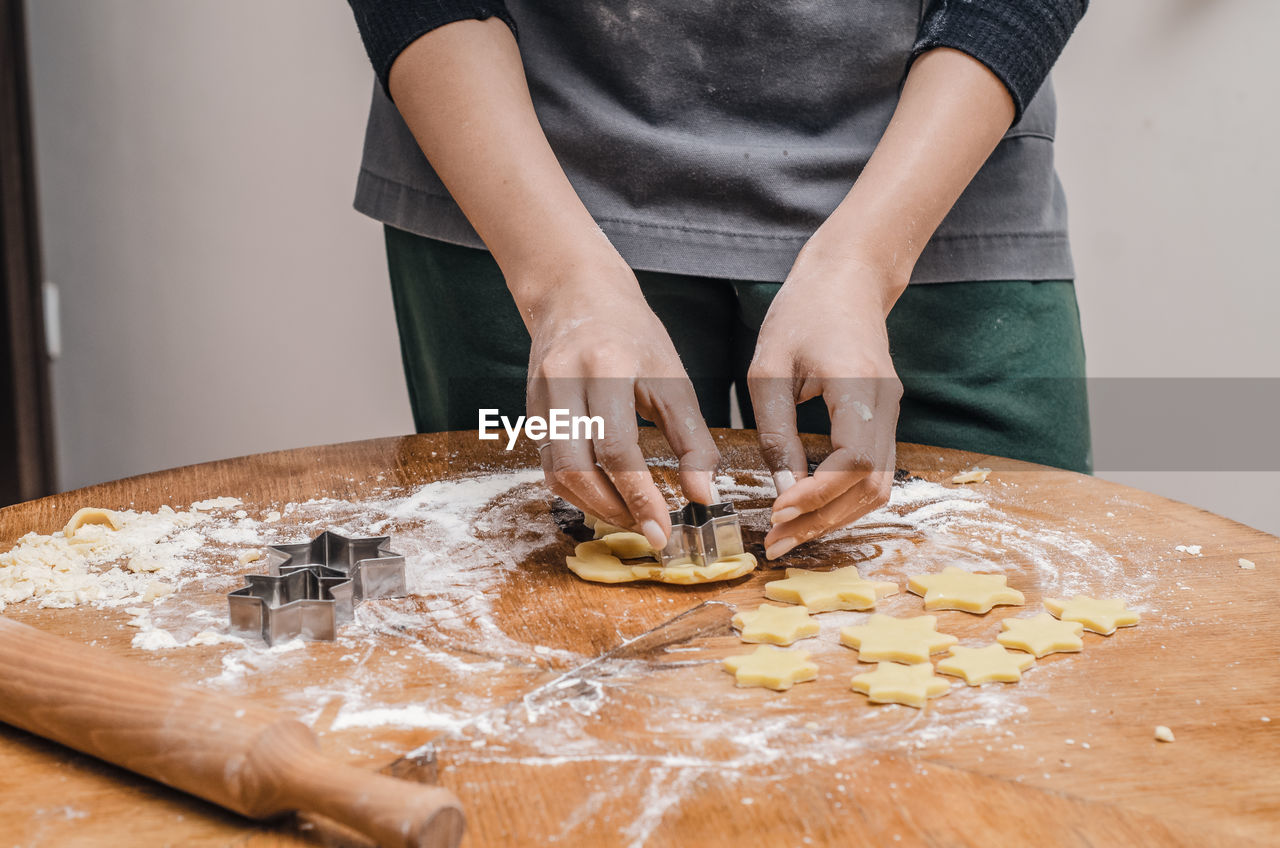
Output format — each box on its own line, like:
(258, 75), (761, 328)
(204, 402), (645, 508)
(504, 238), (642, 330)
(788, 233), (910, 317)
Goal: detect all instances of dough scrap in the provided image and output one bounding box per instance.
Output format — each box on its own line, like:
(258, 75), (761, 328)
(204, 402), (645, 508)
(731, 603), (819, 646)
(1154, 725), (1176, 743)
(141, 580), (175, 603)
(951, 467), (992, 484)
(566, 540), (756, 585)
(839, 614), (958, 664)
(1044, 595), (1139, 635)
(907, 566), (1025, 614)
(937, 644), (1035, 685)
(723, 645), (818, 691)
(1239, 558), (1256, 570)
(583, 513), (629, 539)
(850, 661), (951, 708)
(997, 613), (1084, 657)
(63, 507), (123, 538)
(764, 566), (899, 612)
(599, 531), (654, 559)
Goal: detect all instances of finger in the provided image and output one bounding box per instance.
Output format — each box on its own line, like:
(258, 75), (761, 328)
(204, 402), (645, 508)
(770, 379), (879, 521)
(748, 370), (808, 500)
(763, 471), (893, 558)
(638, 377), (721, 505)
(586, 376), (672, 549)
(533, 376), (632, 529)
(764, 379), (901, 557)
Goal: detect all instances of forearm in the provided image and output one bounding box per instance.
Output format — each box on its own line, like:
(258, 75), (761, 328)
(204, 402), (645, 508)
(804, 48), (1016, 309)
(387, 20), (631, 323)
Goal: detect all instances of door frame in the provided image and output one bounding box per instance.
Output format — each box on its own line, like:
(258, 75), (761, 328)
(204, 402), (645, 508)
(0, 0), (56, 505)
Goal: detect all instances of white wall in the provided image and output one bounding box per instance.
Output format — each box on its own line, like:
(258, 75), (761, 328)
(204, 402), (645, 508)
(25, 1), (1279, 533)
(26, 1), (412, 493)
(1054, 0), (1280, 533)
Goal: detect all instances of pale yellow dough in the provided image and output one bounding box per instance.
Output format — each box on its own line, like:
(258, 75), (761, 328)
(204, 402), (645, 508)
(583, 513), (629, 539)
(839, 614), (958, 663)
(851, 662), (951, 708)
(599, 531), (654, 559)
(63, 507), (123, 538)
(1044, 595), (1139, 635)
(731, 603), (819, 646)
(723, 645), (818, 691)
(764, 566), (898, 612)
(997, 613), (1084, 657)
(566, 540), (756, 585)
(951, 467), (992, 484)
(937, 644), (1035, 685)
(907, 566), (1025, 614)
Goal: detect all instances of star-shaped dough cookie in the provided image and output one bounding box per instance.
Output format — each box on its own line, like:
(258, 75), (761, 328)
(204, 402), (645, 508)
(1044, 595), (1140, 635)
(839, 614), (958, 663)
(764, 566), (899, 612)
(731, 603), (820, 646)
(907, 566), (1025, 614)
(723, 645), (819, 691)
(997, 613), (1085, 657)
(936, 644), (1035, 685)
(850, 662), (951, 708)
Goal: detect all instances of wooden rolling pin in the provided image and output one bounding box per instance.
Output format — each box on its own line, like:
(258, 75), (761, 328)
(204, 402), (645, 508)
(0, 618), (464, 848)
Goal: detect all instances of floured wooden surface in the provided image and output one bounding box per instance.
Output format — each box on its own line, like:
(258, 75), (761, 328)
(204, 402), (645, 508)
(0, 431), (1277, 847)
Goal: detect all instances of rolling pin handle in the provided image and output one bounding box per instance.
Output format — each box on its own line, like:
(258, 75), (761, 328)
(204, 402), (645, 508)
(273, 744), (466, 848)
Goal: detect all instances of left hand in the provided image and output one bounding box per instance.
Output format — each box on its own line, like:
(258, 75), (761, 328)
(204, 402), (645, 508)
(747, 241), (906, 559)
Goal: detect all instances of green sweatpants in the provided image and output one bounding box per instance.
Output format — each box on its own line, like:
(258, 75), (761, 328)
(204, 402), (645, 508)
(384, 226), (1092, 473)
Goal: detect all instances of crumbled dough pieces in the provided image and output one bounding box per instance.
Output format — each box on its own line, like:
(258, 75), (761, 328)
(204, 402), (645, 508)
(566, 540), (756, 585)
(764, 566), (899, 612)
(191, 497), (242, 511)
(1239, 558), (1256, 570)
(1154, 725), (1176, 743)
(851, 662), (951, 708)
(997, 613), (1085, 658)
(237, 549), (263, 565)
(839, 614), (958, 664)
(142, 581), (175, 603)
(907, 566), (1025, 614)
(126, 554), (164, 573)
(951, 468), (991, 485)
(723, 645), (818, 691)
(63, 507), (123, 538)
(1044, 595), (1139, 635)
(599, 531), (654, 559)
(731, 603), (819, 646)
(937, 644), (1035, 685)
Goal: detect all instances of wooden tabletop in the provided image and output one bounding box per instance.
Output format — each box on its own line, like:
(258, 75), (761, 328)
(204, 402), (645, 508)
(1, 430), (1277, 847)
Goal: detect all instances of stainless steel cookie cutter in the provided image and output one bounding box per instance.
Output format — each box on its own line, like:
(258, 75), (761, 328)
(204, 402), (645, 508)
(228, 531), (407, 645)
(658, 502), (745, 567)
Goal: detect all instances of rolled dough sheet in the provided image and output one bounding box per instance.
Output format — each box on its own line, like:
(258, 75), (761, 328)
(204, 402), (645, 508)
(566, 540), (757, 585)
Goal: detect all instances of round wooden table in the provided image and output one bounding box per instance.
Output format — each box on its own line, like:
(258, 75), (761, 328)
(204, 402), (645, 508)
(1, 430), (1277, 847)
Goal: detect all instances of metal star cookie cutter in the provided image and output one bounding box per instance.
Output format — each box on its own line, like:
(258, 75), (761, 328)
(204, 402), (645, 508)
(659, 502), (744, 567)
(228, 531), (407, 645)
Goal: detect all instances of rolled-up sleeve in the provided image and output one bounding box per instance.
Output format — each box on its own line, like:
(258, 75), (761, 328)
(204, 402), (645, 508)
(912, 0), (1089, 121)
(346, 0), (517, 98)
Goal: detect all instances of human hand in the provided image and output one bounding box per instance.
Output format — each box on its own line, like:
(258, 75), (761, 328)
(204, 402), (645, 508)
(747, 245), (905, 559)
(522, 256), (719, 550)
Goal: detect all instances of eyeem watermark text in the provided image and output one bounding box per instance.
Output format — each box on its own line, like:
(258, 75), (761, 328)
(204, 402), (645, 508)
(478, 409), (604, 451)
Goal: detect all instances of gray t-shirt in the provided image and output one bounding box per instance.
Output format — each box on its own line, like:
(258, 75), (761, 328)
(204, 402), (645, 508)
(354, 0), (1072, 284)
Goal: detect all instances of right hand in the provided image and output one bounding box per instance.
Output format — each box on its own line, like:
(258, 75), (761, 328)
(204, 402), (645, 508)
(521, 255), (720, 550)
